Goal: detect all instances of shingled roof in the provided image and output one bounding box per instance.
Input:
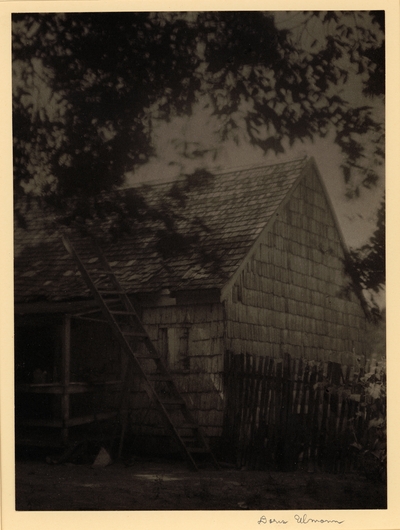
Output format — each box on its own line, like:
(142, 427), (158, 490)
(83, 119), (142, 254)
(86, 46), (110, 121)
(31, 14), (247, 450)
(14, 157), (310, 304)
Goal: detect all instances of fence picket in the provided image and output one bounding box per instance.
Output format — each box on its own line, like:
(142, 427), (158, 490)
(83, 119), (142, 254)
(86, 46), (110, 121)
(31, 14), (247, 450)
(222, 351), (384, 473)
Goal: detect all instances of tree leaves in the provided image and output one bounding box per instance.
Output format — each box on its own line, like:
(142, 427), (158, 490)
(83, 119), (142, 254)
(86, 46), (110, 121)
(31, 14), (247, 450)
(349, 198), (385, 293)
(13, 11), (385, 293)
(13, 11), (384, 205)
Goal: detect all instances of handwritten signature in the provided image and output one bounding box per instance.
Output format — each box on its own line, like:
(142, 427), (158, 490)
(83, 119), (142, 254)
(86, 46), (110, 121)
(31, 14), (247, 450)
(257, 516), (288, 525)
(257, 514), (344, 525)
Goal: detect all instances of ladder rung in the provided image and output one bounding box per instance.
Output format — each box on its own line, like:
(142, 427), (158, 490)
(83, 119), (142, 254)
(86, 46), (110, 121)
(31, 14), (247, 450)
(180, 436), (197, 443)
(179, 423), (198, 430)
(159, 397), (184, 405)
(62, 232), (220, 471)
(98, 290), (126, 295)
(98, 298), (121, 304)
(122, 331), (148, 338)
(187, 447), (208, 454)
(147, 374), (173, 382)
(110, 310), (137, 315)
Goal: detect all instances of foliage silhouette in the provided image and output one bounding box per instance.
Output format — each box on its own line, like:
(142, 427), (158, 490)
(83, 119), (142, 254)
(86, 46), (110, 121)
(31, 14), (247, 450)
(13, 11), (385, 291)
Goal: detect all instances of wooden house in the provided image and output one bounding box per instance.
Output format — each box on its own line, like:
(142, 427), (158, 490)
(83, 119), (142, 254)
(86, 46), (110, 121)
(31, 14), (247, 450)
(14, 157), (371, 459)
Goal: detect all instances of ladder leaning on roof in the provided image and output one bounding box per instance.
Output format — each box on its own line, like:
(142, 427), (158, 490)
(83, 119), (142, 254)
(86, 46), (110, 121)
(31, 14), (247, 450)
(61, 230), (220, 471)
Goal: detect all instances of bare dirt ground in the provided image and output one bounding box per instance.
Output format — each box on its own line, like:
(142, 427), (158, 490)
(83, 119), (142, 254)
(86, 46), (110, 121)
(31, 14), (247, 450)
(16, 454), (387, 511)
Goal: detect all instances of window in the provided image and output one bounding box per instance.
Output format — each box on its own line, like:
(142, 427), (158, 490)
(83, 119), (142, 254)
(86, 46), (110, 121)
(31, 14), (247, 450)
(158, 326), (190, 371)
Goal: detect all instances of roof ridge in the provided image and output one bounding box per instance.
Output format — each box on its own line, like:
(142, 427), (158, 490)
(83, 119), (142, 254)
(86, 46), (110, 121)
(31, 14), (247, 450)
(206, 155), (308, 176)
(121, 156), (309, 190)
(15, 155), (313, 302)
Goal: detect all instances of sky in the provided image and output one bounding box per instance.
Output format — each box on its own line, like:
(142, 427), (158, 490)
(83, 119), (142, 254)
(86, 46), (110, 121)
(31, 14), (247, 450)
(128, 110), (384, 251)
(126, 11), (385, 252)
(13, 10), (385, 252)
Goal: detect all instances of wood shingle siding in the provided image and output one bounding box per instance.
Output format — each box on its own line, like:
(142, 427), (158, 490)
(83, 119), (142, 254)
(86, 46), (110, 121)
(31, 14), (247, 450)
(224, 164), (368, 364)
(14, 157), (374, 451)
(127, 302), (226, 435)
(15, 158), (309, 303)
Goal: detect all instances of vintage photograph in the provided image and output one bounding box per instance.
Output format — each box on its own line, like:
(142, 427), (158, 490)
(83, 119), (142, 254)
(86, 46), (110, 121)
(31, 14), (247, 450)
(12, 11), (386, 511)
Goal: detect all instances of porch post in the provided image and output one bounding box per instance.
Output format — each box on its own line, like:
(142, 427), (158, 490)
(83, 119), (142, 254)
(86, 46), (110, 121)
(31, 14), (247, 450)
(61, 314), (71, 444)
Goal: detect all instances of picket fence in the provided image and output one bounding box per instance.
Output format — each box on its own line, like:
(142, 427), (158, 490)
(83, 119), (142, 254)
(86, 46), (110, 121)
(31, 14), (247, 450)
(221, 351), (385, 472)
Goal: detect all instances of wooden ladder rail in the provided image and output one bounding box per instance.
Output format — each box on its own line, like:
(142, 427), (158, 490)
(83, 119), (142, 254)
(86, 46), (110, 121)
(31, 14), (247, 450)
(62, 231), (220, 471)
